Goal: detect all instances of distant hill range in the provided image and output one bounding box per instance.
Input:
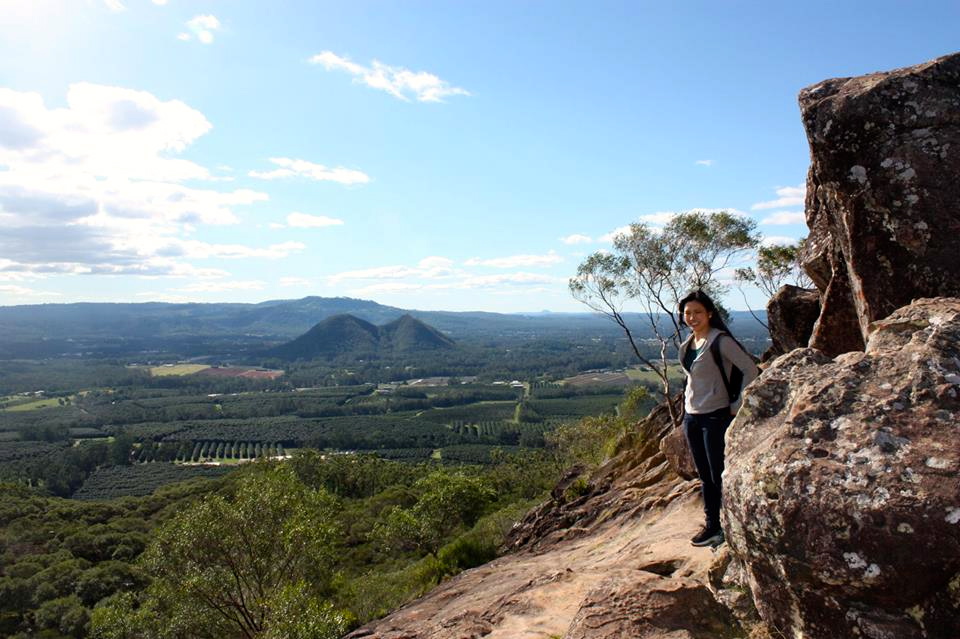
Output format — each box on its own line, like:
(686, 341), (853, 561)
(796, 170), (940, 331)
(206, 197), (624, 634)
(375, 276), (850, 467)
(266, 314), (455, 361)
(0, 295), (768, 359)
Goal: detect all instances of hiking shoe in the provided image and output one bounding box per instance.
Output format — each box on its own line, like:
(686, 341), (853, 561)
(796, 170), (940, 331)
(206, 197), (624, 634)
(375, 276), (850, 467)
(690, 525), (724, 547)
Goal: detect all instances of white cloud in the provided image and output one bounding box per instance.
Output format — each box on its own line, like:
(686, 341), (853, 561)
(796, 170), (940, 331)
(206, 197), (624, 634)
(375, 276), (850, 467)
(0, 83), (213, 177)
(0, 84), (283, 278)
(285, 212), (345, 228)
(638, 212), (676, 226)
(459, 273), (562, 288)
(249, 157), (370, 185)
(104, 0), (126, 11)
(329, 265), (423, 284)
(760, 210), (806, 225)
(349, 282), (425, 296)
(180, 14), (221, 44)
(599, 208), (751, 242)
(348, 272), (563, 296)
(309, 51), (470, 103)
(329, 256), (459, 285)
(761, 235), (801, 247)
(560, 234), (592, 245)
(152, 0), (169, 5)
(695, 159), (714, 166)
(464, 252), (562, 268)
(173, 240), (305, 260)
(280, 277), (312, 287)
(418, 256), (454, 270)
(174, 280), (266, 293)
(752, 184), (805, 210)
(599, 225), (632, 242)
(0, 284), (60, 297)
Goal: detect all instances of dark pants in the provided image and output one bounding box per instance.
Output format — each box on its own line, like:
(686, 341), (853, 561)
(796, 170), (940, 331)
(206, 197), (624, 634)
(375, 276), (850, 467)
(683, 407), (733, 529)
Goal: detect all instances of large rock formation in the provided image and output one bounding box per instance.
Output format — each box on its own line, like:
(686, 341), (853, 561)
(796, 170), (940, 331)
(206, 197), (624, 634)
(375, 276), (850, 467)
(723, 298), (960, 638)
(799, 52), (960, 356)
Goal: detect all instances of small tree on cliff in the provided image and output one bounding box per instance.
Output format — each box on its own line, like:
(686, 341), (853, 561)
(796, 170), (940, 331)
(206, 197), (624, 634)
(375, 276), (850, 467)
(569, 210), (759, 426)
(734, 238), (813, 329)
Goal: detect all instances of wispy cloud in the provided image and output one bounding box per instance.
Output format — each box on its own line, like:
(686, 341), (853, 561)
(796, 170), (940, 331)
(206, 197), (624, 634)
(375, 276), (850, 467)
(695, 159), (714, 167)
(760, 210), (805, 225)
(599, 208), (749, 242)
(464, 252), (562, 268)
(458, 273), (562, 288)
(638, 212), (676, 226)
(279, 277), (312, 287)
(249, 158), (370, 185)
(179, 14), (221, 44)
(599, 225), (632, 242)
(752, 184), (805, 210)
(284, 212), (345, 228)
(560, 234), (592, 245)
(761, 235), (801, 247)
(329, 256), (457, 284)
(174, 280), (266, 293)
(0, 284), (60, 297)
(176, 240), (305, 260)
(104, 0), (126, 11)
(309, 51), (470, 103)
(418, 256), (455, 270)
(349, 282), (425, 295)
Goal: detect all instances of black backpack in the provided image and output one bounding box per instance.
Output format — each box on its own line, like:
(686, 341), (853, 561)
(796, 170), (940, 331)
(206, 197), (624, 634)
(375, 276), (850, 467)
(709, 333), (753, 404)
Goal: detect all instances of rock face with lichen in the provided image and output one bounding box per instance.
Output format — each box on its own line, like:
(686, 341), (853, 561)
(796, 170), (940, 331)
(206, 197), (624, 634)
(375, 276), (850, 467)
(799, 52), (960, 356)
(723, 298), (960, 639)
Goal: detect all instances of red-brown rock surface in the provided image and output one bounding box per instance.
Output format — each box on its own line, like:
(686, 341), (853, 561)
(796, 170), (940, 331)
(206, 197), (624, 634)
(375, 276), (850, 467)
(799, 52), (960, 356)
(723, 298), (960, 639)
(763, 284), (820, 360)
(659, 425), (698, 481)
(346, 401), (744, 639)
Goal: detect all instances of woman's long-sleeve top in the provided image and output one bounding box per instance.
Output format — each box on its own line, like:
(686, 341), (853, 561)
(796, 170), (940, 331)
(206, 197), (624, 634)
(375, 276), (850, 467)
(679, 327), (759, 415)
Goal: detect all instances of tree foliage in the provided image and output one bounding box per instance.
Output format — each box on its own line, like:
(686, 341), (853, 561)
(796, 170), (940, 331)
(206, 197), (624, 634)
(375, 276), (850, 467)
(92, 464), (346, 639)
(733, 238), (813, 328)
(734, 238), (812, 297)
(373, 469), (495, 561)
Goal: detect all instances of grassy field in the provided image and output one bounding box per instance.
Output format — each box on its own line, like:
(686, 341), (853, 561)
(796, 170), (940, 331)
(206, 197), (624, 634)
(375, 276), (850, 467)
(2, 395), (74, 411)
(623, 364), (684, 384)
(149, 364), (211, 377)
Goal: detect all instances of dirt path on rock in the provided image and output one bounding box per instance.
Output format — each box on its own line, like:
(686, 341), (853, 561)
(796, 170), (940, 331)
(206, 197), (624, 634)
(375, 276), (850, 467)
(348, 493), (722, 639)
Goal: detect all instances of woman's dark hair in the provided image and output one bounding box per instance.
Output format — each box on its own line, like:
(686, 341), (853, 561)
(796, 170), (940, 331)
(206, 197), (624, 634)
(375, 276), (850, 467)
(678, 290), (730, 333)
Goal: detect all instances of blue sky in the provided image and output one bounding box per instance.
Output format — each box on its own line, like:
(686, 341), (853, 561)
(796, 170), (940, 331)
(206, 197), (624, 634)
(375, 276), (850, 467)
(0, 1), (956, 313)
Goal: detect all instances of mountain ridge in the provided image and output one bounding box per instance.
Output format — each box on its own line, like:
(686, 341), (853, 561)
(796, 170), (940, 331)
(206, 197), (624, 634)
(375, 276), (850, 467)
(0, 295), (767, 342)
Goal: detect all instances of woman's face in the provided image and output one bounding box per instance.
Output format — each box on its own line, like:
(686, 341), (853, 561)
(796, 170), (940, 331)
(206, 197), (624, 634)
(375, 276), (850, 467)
(683, 300), (711, 331)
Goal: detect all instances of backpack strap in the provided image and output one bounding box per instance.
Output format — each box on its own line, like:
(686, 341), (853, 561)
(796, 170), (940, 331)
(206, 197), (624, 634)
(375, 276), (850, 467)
(709, 335), (734, 402)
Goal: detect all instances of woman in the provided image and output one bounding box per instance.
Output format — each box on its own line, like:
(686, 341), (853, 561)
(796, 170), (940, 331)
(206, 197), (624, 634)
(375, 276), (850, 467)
(677, 290), (759, 547)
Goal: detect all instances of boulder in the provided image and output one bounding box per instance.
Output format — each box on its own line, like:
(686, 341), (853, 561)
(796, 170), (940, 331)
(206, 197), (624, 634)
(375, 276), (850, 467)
(763, 284), (820, 360)
(659, 425), (698, 481)
(723, 298), (960, 639)
(799, 52), (960, 356)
